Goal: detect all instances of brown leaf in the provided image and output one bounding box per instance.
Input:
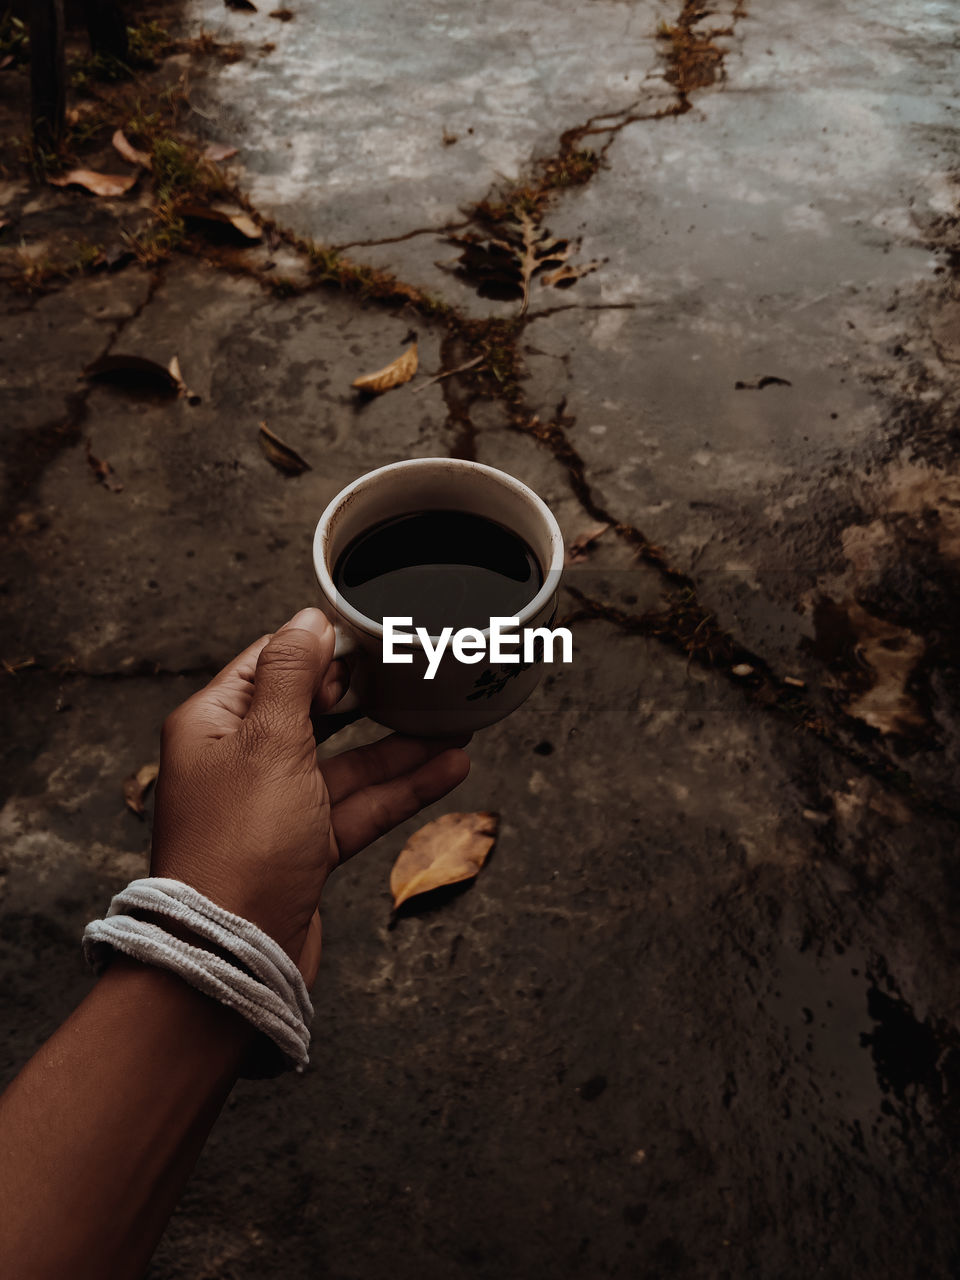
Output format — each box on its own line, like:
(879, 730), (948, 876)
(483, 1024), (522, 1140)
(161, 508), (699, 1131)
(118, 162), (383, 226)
(85, 438), (123, 492)
(541, 260), (603, 289)
(565, 522), (611, 565)
(48, 168), (138, 197)
(111, 129), (152, 168)
(179, 201), (261, 240)
(168, 355), (202, 404)
(390, 811), (499, 909)
(84, 353), (180, 395)
(203, 142), (239, 163)
(258, 422), (311, 475)
(0, 54), (15, 71)
(446, 214), (599, 313)
(268, 7), (294, 18)
(352, 341), (418, 394)
(123, 762), (160, 816)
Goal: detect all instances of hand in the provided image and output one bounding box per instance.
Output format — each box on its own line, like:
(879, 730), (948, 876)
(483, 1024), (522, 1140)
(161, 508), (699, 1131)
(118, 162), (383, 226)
(150, 608), (470, 982)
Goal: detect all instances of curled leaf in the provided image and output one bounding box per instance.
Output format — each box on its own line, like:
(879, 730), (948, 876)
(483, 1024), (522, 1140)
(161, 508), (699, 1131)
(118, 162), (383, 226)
(168, 355), (201, 404)
(48, 168), (138, 197)
(352, 341), (418, 394)
(112, 129), (152, 168)
(84, 353), (180, 395)
(258, 422), (311, 475)
(390, 811), (499, 910)
(123, 762), (160, 816)
(179, 202), (261, 240)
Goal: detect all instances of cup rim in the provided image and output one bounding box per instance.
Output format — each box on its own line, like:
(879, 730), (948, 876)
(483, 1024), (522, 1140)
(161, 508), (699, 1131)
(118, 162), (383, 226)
(313, 458), (564, 643)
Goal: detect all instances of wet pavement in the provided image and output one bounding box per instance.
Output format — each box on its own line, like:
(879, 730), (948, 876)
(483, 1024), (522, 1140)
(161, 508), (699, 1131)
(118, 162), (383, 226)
(2, 0), (960, 1276)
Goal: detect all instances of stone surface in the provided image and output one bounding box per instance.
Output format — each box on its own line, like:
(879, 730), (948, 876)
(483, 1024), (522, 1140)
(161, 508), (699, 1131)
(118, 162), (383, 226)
(2, 0), (960, 1276)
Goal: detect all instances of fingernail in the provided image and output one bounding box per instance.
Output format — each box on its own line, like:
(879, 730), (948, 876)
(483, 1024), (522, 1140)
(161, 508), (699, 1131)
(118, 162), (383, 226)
(280, 607), (332, 637)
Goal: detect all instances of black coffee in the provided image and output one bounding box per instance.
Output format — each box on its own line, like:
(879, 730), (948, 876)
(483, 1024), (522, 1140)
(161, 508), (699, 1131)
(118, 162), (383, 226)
(333, 510), (542, 634)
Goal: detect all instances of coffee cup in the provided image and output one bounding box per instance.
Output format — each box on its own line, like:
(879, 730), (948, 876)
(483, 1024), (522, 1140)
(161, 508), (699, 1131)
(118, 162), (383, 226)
(313, 458), (564, 735)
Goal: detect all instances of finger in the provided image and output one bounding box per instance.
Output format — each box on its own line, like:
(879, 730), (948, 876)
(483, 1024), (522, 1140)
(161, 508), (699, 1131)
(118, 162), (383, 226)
(245, 608), (335, 748)
(164, 633), (272, 742)
(322, 732), (471, 806)
(331, 748), (471, 860)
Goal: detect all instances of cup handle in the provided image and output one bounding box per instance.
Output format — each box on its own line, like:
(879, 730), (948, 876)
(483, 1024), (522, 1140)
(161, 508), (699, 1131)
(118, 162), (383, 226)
(330, 625), (361, 713)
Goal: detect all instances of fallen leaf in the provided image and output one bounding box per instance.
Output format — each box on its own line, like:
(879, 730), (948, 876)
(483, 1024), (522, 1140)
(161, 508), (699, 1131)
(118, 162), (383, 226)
(565, 522), (611, 565)
(203, 142), (239, 163)
(179, 201), (261, 240)
(84, 353), (180, 395)
(85, 438), (123, 492)
(541, 260), (603, 289)
(123, 762), (160, 816)
(48, 168), (138, 197)
(258, 422), (311, 475)
(168, 355), (202, 404)
(411, 353), (484, 394)
(225, 0), (257, 9)
(446, 213), (600, 314)
(111, 129), (152, 168)
(352, 341), (418, 394)
(268, 7), (294, 18)
(390, 811), (499, 910)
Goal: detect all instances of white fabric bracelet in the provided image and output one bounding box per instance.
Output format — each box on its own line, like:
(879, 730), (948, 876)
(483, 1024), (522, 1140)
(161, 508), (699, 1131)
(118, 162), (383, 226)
(82, 878), (314, 1077)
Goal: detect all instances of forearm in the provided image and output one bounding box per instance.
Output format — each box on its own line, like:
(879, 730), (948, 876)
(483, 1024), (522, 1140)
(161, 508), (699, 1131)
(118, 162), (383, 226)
(0, 959), (254, 1280)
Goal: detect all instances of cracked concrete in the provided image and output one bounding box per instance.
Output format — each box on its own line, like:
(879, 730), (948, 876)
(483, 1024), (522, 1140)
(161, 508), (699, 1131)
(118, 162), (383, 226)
(3, 0), (960, 1276)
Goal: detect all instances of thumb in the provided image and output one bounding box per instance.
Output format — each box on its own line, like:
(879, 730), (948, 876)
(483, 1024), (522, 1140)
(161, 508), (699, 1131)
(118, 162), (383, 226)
(246, 608), (336, 746)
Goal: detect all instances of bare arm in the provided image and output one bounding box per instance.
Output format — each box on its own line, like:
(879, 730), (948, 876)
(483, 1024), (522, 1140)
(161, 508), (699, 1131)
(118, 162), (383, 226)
(0, 608), (470, 1280)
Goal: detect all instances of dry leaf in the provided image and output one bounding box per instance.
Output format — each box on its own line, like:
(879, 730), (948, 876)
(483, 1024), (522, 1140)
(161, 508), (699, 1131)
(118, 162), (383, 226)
(390, 811), (499, 909)
(565, 522), (611, 565)
(84, 353), (180, 395)
(203, 142), (239, 163)
(268, 7), (294, 18)
(123, 762), (160, 816)
(445, 213), (600, 314)
(179, 202), (261, 240)
(112, 129), (152, 168)
(48, 168), (138, 198)
(352, 341), (418, 394)
(85, 438), (123, 492)
(258, 422), (311, 475)
(168, 355), (201, 404)
(411, 354), (484, 394)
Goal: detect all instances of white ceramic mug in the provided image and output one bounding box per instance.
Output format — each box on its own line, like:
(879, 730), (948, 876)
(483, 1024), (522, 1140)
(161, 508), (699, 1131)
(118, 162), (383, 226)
(313, 458), (564, 735)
